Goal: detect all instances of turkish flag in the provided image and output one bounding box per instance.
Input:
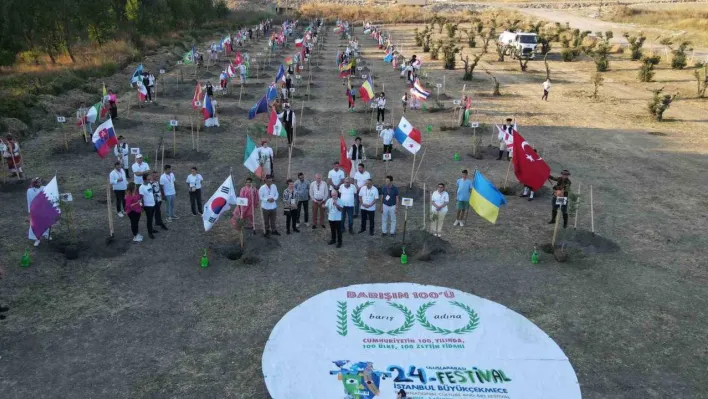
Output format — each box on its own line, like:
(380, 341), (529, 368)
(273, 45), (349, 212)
(339, 136), (352, 176)
(512, 130), (550, 191)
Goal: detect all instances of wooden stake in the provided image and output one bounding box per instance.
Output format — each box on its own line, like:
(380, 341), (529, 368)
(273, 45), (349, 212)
(413, 147), (426, 182)
(172, 125), (176, 157)
(190, 114), (195, 150)
(590, 184), (595, 235)
(287, 146), (293, 179)
(422, 182), (426, 230)
(503, 159), (512, 189)
(62, 124), (68, 152)
(106, 183), (114, 237)
(551, 211), (561, 249)
(409, 152), (417, 188)
(573, 182), (582, 230)
(238, 83), (243, 105)
(196, 121), (200, 152)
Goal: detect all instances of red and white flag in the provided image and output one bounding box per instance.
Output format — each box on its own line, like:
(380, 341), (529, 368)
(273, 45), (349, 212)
(512, 130), (550, 191)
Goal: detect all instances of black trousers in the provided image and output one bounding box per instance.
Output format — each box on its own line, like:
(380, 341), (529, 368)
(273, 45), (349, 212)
(123, 167), (130, 179)
(190, 189), (203, 215)
(128, 211), (141, 236)
(114, 190), (125, 213)
(285, 209), (299, 231)
(377, 108), (385, 122)
(297, 200), (309, 223)
(144, 206), (155, 234)
(383, 144), (392, 158)
(542, 90), (549, 101)
(145, 86), (152, 101)
(329, 220), (342, 243)
(360, 209), (375, 233)
(154, 201), (165, 227)
(285, 125), (293, 144)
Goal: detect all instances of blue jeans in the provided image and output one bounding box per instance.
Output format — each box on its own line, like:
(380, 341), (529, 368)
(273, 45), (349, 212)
(165, 194), (176, 218)
(341, 206), (354, 232)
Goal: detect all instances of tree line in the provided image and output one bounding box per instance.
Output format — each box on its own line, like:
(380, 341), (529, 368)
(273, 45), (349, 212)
(0, 0), (229, 66)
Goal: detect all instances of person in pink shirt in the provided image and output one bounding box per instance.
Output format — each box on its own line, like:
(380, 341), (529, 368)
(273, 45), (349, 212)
(125, 182), (143, 242)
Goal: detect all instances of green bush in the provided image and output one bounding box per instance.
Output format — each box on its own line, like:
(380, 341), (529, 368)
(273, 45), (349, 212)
(561, 48), (574, 62)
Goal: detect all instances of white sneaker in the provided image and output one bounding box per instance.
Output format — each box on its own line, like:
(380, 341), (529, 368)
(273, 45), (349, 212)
(137, 234), (144, 240)
(459, 221), (465, 227)
(118, 212), (125, 218)
(305, 222), (310, 227)
(453, 220), (459, 226)
(133, 236), (141, 242)
(33, 239), (40, 247)
(167, 217), (172, 222)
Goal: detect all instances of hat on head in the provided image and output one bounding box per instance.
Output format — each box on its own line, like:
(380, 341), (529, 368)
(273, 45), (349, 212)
(561, 169), (570, 175)
(136, 154), (143, 159)
(506, 118), (513, 122)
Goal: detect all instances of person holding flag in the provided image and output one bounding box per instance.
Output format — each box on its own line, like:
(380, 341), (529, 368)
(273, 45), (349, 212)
(2, 134), (24, 179)
(258, 139), (275, 178)
(232, 177), (259, 233)
(92, 119), (119, 159)
(548, 170), (572, 228)
(275, 103), (296, 146)
(202, 175), (239, 232)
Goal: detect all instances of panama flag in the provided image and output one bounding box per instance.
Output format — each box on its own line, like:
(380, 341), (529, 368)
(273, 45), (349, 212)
(92, 119), (119, 158)
(30, 176), (61, 240)
(267, 109), (287, 137)
(275, 64), (286, 83)
(243, 135), (263, 177)
(202, 175), (238, 232)
(410, 79), (430, 101)
(131, 64), (143, 84)
(202, 94), (219, 127)
(359, 77), (375, 102)
(394, 116), (422, 155)
(295, 38), (304, 48)
(136, 81), (148, 101)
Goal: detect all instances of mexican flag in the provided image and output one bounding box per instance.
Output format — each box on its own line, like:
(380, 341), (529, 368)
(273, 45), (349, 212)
(243, 135), (263, 176)
(267, 109), (286, 137)
(77, 102), (101, 126)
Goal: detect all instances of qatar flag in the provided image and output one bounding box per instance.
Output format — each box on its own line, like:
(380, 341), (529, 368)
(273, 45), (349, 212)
(30, 176), (61, 240)
(512, 130), (551, 191)
(203, 175), (238, 231)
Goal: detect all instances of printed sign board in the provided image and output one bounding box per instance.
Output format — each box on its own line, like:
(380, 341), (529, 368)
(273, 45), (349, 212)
(263, 283), (581, 399)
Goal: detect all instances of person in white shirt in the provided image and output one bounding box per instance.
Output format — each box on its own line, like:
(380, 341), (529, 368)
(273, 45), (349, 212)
(358, 179), (379, 235)
(338, 178), (356, 234)
(109, 162), (127, 217)
(542, 78), (551, 101)
(186, 167), (204, 216)
(376, 92), (386, 122)
(259, 174), (280, 237)
(309, 173), (327, 229)
(352, 163), (371, 218)
(148, 73), (156, 100)
(258, 139), (274, 179)
(160, 164), (178, 221)
(139, 178), (157, 239)
(327, 162), (346, 192)
(131, 154), (149, 184)
(430, 183), (450, 237)
(379, 124), (394, 161)
(347, 137), (366, 177)
(324, 189), (344, 248)
(114, 135), (130, 178)
(239, 63), (247, 83)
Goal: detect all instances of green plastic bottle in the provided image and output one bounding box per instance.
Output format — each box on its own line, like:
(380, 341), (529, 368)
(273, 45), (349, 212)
(83, 188), (93, 199)
(200, 249), (209, 268)
(453, 152), (460, 161)
(400, 247), (408, 265)
(531, 246), (539, 264)
(21, 248), (30, 268)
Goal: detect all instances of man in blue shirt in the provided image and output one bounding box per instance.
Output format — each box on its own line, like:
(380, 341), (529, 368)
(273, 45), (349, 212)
(454, 169), (473, 227)
(380, 175), (399, 237)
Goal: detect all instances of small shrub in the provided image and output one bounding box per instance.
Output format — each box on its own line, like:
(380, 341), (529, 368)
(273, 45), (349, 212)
(638, 56), (660, 82)
(623, 32), (646, 61)
(648, 88), (677, 121)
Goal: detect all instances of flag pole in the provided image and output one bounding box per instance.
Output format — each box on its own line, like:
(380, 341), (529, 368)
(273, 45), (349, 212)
(551, 212), (561, 250)
(409, 152), (416, 188)
(590, 184), (595, 236)
(238, 82), (243, 106)
(503, 159), (512, 189)
(422, 182), (426, 231)
(172, 124), (176, 158)
(413, 147), (426, 183)
(190, 114), (195, 150)
(573, 182), (582, 229)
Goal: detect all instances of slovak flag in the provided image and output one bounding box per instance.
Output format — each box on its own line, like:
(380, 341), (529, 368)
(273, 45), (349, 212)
(295, 38), (304, 48)
(202, 175), (238, 232)
(275, 64), (286, 83)
(410, 79), (430, 101)
(394, 116), (422, 155)
(202, 94), (219, 127)
(92, 119), (119, 158)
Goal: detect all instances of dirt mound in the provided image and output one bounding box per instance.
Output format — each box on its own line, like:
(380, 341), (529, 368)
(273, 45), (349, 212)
(274, 147), (304, 159)
(112, 118), (141, 130)
(162, 149), (211, 162)
(51, 138), (97, 157)
(213, 232), (281, 265)
(386, 230), (451, 262)
(540, 229), (620, 261)
(468, 145), (501, 160)
(50, 227), (132, 261)
(438, 93), (452, 101)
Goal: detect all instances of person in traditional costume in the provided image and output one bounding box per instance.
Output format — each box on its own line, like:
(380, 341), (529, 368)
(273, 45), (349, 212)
(257, 139), (274, 179)
(2, 135), (23, 179)
(231, 177), (259, 233)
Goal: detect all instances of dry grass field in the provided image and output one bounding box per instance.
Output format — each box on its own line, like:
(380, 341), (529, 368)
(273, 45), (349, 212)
(0, 6), (707, 399)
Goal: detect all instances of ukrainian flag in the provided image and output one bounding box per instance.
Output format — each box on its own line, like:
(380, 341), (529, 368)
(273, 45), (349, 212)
(469, 170), (507, 224)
